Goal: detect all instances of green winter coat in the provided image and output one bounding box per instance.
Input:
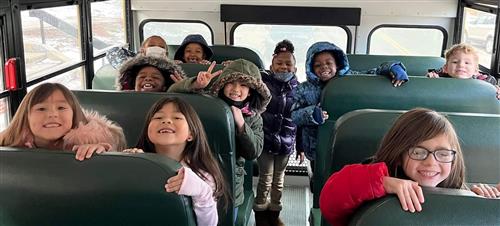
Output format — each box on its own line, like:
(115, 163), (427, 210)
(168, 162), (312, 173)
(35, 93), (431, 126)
(168, 59), (271, 207)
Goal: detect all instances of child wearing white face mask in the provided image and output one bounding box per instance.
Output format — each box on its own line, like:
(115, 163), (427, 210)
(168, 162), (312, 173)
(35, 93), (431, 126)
(139, 36), (169, 58)
(106, 36), (169, 69)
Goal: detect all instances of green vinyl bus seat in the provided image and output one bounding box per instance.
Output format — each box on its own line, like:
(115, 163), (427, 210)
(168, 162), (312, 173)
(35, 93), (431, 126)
(318, 110), (500, 225)
(0, 147), (196, 226)
(314, 111), (500, 226)
(346, 54), (445, 76)
(92, 63), (118, 90)
(349, 187), (500, 226)
(309, 75), (500, 225)
(169, 44), (264, 69)
(72, 90), (253, 226)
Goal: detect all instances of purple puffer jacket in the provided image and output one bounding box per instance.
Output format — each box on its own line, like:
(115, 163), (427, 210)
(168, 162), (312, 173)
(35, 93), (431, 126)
(261, 70), (299, 155)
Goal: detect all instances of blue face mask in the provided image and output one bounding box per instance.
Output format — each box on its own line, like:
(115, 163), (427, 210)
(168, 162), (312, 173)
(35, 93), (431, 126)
(273, 72), (295, 82)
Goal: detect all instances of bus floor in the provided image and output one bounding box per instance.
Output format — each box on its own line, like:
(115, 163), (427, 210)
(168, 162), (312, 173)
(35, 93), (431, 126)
(249, 175), (312, 226)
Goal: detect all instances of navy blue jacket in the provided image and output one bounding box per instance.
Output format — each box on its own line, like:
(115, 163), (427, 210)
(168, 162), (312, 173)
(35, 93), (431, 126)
(261, 70), (299, 155)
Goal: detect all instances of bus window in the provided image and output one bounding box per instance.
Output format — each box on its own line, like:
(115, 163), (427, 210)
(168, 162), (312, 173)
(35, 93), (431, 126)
(141, 21), (212, 45)
(91, 0), (126, 56)
(28, 67), (85, 91)
(462, 8), (495, 69)
(233, 24), (348, 82)
(0, 26), (9, 131)
(0, 98), (10, 131)
(21, 6), (82, 83)
(369, 26), (444, 57)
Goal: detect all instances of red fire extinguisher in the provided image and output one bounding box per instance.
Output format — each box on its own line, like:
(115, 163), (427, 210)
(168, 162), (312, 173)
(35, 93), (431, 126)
(4, 58), (17, 91)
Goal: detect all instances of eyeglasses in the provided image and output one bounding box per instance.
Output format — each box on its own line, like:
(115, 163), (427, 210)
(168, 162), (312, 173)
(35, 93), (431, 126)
(408, 147), (456, 163)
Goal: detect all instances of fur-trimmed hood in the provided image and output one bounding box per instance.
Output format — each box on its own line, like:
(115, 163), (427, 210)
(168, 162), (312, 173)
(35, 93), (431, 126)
(117, 55), (185, 91)
(209, 59), (271, 114)
(305, 42), (350, 85)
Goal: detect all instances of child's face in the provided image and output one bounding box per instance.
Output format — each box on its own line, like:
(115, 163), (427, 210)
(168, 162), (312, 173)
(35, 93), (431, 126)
(183, 43), (205, 63)
(223, 81), (250, 102)
(148, 103), (192, 160)
(313, 52), (337, 81)
(142, 37), (168, 57)
(271, 52), (296, 73)
(28, 90), (73, 147)
(134, 66), (166, 92)
(402, 133), (453, 187)
(443, 51), (479, 79)
(144, 37), (167, 50)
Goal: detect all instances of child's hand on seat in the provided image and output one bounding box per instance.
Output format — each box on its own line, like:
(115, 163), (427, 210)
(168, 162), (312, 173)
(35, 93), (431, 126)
(73, 143), (110, 161)
(426, 71), (440, 78)
(166, 167), (185, 193)
(383, 176), (424, 212)
(312, 107), (328, 124)
(200, 59), (212, 65)
(122, 148), (144, 153)
(191, 61), (222, 90)
(390, 64), (408, 87)
(471, 183), (500, 198)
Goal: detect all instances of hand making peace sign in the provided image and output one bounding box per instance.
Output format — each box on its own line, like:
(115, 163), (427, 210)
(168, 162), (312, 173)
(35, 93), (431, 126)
(191, 61), (223, 90)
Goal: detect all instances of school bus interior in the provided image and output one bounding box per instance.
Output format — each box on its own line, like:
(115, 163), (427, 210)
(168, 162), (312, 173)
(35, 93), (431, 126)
(0, 0), (499, 226)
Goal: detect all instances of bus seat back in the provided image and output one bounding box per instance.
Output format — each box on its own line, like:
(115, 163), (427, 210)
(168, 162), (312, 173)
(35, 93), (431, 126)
(169, 44), (265, 69)
(312, 76), (500, 207)
(93, 64), (118, 90)
(349, 187), (500, 226)
(347, 54), (446, 76)
(72, 90), (237, 225)
(211, 45), (264, 69)
(322, 76), (500, 121)
(331, 110), (500, 183)
(0, 148), (197, 226)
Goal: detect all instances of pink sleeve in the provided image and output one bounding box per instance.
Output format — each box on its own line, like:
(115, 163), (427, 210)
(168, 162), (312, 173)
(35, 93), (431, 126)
(178, 167), (218, 226)
(319, 162), (389, 226)
(63, 110), (126, 151)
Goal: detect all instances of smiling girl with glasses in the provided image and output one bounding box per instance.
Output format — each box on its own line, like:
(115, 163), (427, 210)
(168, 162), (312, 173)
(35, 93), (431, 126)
(319, 108), (500, 226)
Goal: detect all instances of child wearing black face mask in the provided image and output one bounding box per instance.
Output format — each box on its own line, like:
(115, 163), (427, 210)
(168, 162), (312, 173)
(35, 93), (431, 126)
(168, 59), (271, 222)
(253, 39), (299, 226)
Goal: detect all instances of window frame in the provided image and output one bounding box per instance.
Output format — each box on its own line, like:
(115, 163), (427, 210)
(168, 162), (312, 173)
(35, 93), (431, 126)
(367, 24), (448, 57)
(138, 19), (214, 45)
(460, 0), (499, 77)
(229, 22), (353, 53)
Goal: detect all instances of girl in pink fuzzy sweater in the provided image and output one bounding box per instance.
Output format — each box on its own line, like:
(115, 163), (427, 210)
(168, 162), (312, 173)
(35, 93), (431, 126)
(0, 83), (126, 160)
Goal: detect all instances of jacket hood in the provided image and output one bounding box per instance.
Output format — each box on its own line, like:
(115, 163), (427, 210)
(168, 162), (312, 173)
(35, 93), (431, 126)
(305, 42), (350, 84)
(209, 59), (271, 114)
(117, 55), (184, 91)
(174, 34), (213, 62)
